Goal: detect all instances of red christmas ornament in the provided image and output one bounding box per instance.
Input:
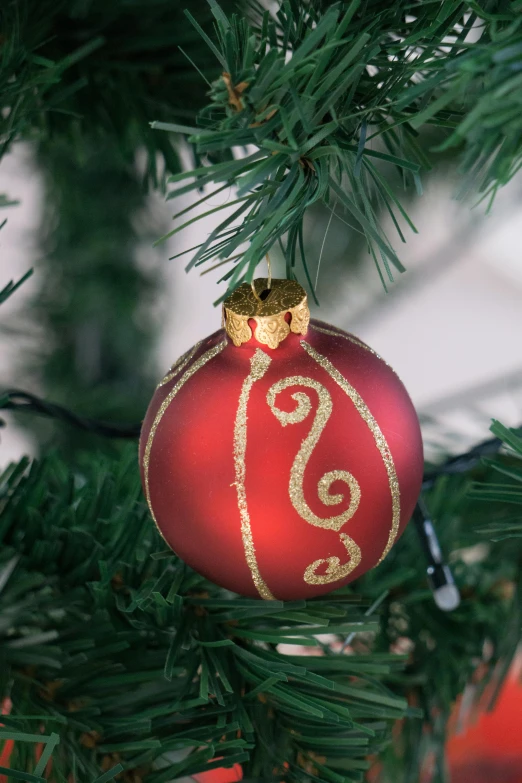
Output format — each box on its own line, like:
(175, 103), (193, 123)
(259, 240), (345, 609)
(139, 278), (423, 600)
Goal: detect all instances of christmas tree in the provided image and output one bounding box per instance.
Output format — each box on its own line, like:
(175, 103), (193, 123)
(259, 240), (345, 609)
(1, 2), (522, 782)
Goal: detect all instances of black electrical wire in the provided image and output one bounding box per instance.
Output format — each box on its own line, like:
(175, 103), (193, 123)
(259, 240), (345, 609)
(2, 388), (519, 473)
(422, 430), (520, 488)
(0, 390), (141, 439)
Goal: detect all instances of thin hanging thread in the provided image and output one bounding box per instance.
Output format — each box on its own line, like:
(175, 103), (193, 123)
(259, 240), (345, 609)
(315, 200), (336, 293)
(251, 253), (272, 306)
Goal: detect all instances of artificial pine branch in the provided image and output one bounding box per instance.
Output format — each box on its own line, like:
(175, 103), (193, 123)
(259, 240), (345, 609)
(0, 0), (236, 184)
(152, 0), (522, 298)
(3, 1), (521, 290)
(1, 432), (521, 783)
(0, 449), (408, 783)
(26, 137), (159, 455)
(2, 3), (522, 781)
(0, 270), (33, 307)
(469, 421), (522, 540)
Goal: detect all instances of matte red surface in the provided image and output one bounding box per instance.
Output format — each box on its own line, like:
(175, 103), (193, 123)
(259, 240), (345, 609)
(139, 319), (423, 600)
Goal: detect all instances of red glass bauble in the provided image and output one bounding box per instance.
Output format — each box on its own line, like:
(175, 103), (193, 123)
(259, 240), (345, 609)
(139, 283), (423, 600)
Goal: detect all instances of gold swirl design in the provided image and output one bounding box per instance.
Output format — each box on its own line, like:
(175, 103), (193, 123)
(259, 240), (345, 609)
(156, 341), (202, 388)
(266, 376), (362, 586)
(143, 340), (227, 542)
(304, 533), (362, 585)
(301, 341), (400, 563)
(267, 377), (361, 531)
(233, 349), (275, 600)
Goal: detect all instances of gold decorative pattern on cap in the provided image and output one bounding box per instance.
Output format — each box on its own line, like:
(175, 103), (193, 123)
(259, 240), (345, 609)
(233, 349), (276, 600)
(223, 278), (310, 349)
(301, 341), (401, 563)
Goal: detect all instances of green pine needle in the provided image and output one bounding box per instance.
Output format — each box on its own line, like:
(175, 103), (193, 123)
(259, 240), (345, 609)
(151, 0), (522, 296)
(1, 432), (521, 782)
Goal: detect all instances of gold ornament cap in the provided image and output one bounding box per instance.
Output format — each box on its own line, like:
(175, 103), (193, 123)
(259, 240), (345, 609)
(223, 278), (310, 349)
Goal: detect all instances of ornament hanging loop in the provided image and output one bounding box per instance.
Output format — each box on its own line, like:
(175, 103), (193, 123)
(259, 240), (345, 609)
(251, 254), (272, 305)
(224, 269), (309, 349)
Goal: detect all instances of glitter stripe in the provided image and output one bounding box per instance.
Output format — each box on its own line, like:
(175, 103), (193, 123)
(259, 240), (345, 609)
(304, 533), (362, 585)
(156, 341), (202, 388)
(143, 340), (227, 541)
(310, 324), (396, 373)
(233, 349), (275, 600)
(301, 341), (400, 563)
